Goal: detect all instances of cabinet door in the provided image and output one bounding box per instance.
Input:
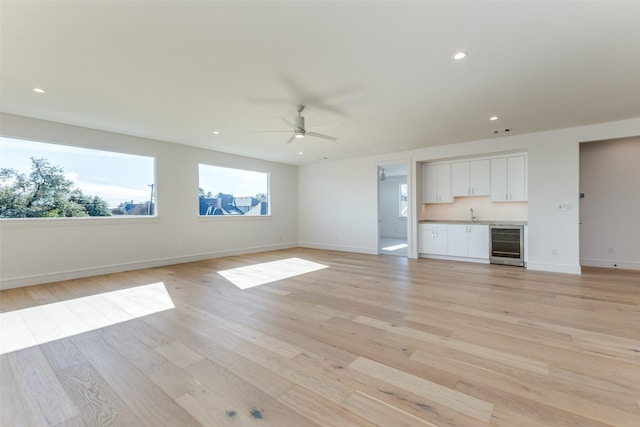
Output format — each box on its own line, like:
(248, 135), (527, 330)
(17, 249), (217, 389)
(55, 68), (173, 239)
(433, 230), (448, 255)
(423, 164), (451, 203)
(422, 164), (439, 203)
(507, 156), (526, 201)
(418, 225), (431, 253)
(467, 225), (489, 259)
(437, 163), (452, 203)
(419, 224), (448, 255)
(447, 224), (468, 257)
(490, 157), (509, 201)
(469, 160), (490, 196)
(451, 162), (470, 197)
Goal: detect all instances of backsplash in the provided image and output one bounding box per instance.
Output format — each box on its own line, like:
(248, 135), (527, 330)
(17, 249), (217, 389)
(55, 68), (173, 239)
(420, 196), (528, 222)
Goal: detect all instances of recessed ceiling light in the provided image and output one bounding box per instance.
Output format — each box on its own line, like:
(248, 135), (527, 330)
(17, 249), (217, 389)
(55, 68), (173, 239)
(33, 88), (46, 94)
(298, 151), (303, 155)
(212, 131), (220, 135)
(489, 116), (499, 121)
(453, 51), (468, 60)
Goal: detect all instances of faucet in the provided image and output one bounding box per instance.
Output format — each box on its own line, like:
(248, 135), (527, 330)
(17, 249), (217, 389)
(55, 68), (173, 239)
(470, 208), (477, 223)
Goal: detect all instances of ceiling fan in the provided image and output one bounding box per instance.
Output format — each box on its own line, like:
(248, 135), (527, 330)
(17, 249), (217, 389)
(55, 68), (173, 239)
(260, 105), (338, 144)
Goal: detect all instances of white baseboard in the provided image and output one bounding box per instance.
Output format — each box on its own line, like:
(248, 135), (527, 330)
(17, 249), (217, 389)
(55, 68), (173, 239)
(0, 242), (297, 290)
(418, 254), (490, 264)
(580, 258), (640, 270)
(526, 262), (582, 275)
(297, 241), (378, 255)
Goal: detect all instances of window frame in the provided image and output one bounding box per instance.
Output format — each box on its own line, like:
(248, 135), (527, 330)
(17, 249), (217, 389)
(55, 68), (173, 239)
(399, 183), (408, 218)
(197, 163), (271, 218)
(0, 136), (157, 221)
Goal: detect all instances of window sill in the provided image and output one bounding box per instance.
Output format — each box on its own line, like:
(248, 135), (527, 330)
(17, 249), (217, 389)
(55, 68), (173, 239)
(0, 216), (160, 228)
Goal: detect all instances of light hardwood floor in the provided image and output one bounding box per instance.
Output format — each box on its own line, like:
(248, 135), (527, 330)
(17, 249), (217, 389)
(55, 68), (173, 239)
(1, 248), (639, 426)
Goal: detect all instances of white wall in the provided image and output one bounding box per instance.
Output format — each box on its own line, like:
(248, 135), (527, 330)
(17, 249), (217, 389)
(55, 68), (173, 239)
(298, 118), (640, 274)
(298, 156), (378, 254)
(580, 136), (640, 269)
(0, 114), (299, 289)
(379, 175), (407, 239)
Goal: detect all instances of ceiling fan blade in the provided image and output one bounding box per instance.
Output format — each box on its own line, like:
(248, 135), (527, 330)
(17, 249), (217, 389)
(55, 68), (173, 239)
(286, 134), (296, 144)
(279, 116), (296, 129)
(253, 130), (291, 133)
(306, 131), (337, 141)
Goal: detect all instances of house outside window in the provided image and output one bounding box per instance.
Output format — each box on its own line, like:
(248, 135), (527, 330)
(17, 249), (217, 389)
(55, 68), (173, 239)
(198, 164), (269, 216)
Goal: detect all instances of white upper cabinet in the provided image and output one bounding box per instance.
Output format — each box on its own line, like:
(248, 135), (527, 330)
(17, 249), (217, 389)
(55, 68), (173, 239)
(422, 163), (452, 203)
(490, 155), (527, 202)
(451, 160), (490, 197)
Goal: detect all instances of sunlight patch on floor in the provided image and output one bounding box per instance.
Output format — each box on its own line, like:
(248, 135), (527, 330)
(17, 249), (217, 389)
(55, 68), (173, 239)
(218, 257), (329, 289)
(382, 243), (408, 251)
(0, 282), (174, 355)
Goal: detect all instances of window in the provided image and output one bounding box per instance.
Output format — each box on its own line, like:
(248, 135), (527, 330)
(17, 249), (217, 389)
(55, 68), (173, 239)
(399, 183), (408, 217)
(198, 164), (269, 216)
(0, 137), (155, 218)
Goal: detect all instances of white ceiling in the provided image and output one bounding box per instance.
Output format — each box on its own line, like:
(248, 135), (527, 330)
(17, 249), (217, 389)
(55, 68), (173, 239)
(2, 1), (639, 166)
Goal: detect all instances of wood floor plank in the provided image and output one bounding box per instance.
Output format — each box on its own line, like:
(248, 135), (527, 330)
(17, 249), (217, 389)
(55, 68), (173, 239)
(342, 390), (441, 427)
(355, 314), (551, 375)
(1, 248), (639, 426)
(143, 360), (203, 400)
(410, 348), (640, 426)
(71, 331), (200, 427)
(349, 356), (494, 423)
(153, 340), (205, 368)
(6, 346), (79, 426)
(51, 416), (88, 427)
(277, 385), (379, 427)
(184, 357), (321, 427)
(56, 361), (142, 426)
(40, 337), (87, 371)
(0, 355), (29, 427)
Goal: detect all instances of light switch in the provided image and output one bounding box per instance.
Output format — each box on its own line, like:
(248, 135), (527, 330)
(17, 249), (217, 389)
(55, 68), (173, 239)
(559, 204), (571, 211)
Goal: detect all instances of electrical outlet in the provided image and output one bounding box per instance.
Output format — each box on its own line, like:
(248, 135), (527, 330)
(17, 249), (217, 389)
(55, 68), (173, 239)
(176, 244), (182, 252)
(558, 204), (571, 211)
(607, 247), (614, 254)
(551, 248), (558, 256)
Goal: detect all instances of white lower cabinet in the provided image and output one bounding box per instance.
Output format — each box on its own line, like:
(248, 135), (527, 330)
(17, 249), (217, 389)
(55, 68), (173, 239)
(448, 224), (489, 259)
(419, 224), (448, 255)
(468, 225), (489, 259)
(420, 223), (489, 261)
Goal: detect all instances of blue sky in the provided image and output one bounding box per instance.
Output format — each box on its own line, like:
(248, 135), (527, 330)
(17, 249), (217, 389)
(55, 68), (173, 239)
(199, 164), (268, 197)
(0, 137), (154, 208)
(1, 137), (269, 209)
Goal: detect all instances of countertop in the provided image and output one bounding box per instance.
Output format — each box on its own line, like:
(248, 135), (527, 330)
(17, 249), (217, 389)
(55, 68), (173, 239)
(419, 219), (528, 225)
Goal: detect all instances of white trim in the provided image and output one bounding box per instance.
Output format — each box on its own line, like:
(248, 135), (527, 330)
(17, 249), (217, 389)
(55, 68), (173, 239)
(580, 258), (640, 271)
(0, 216), (159, 228)
(0, 242), (297, 290)
(526, 262), (581, 275)
(298, 242), (378, 255)
(419, 254), (490, 264)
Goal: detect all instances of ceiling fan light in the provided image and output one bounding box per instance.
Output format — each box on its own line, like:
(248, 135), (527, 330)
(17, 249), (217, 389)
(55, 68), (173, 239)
(453, 51), (468, 60)
(295, 133), (305, 138)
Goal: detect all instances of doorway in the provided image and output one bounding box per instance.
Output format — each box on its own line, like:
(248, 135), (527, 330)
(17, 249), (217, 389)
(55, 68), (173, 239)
(378, 163), (408, 257)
